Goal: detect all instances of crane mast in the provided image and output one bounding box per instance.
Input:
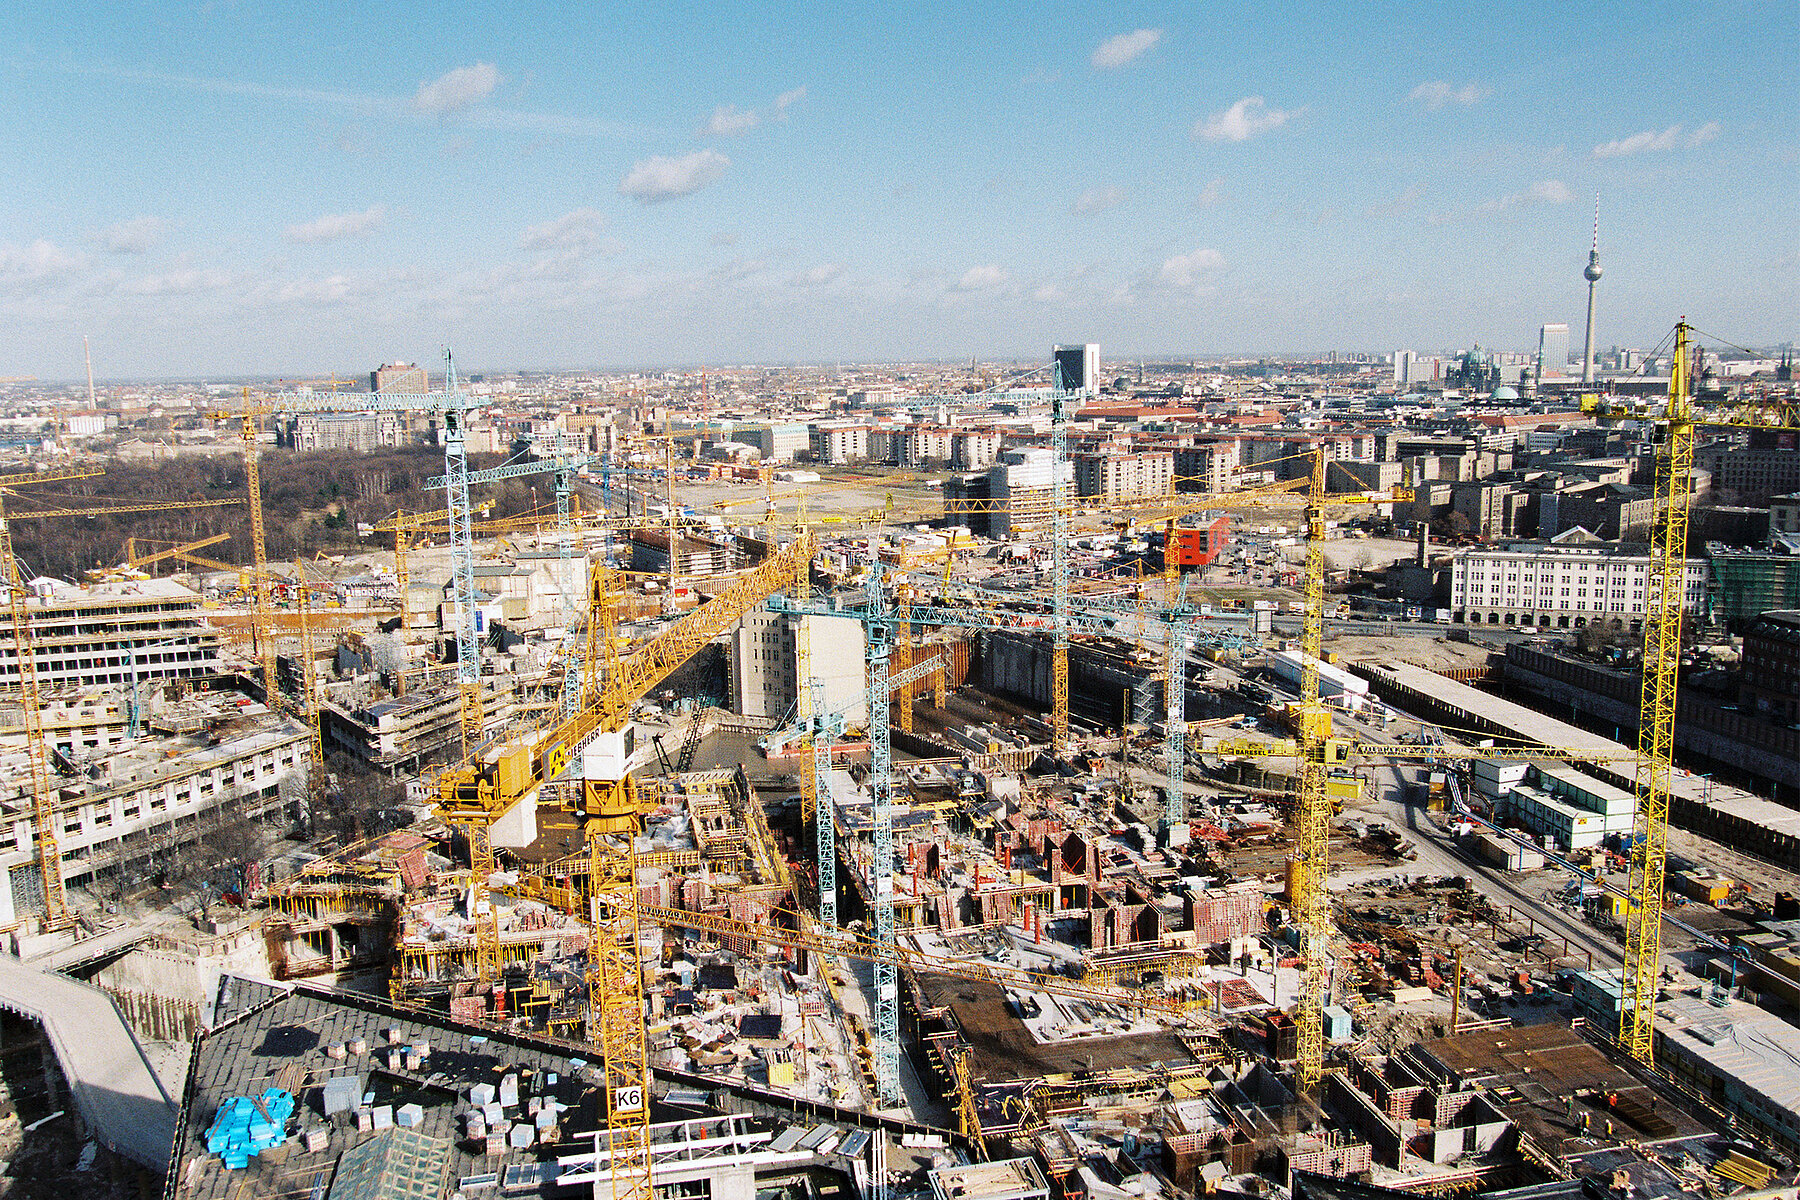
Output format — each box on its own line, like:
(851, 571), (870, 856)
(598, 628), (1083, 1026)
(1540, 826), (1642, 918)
(1621, 320), (1693, 1065)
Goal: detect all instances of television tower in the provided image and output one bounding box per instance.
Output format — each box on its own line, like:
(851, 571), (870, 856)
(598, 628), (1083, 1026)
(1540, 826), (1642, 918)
(1580, 195), (1603, 386)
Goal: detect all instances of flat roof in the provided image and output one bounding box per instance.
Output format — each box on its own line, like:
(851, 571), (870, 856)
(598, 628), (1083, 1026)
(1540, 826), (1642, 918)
(1357, 659), (1767, 816)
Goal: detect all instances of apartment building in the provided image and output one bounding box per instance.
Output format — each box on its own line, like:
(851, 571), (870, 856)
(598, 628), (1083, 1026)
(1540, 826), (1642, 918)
(0, 578), (225, 692)
(950, 430), (1002, 471)
(1449, 532), (1706, 629)
(1073, 449), (1174, 499)
(808, 422), (869, 465)
(1174, 440), (1241, 493)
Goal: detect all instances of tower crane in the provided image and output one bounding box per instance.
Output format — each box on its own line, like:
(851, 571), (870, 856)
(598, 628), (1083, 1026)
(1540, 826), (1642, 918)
(1580, 320), (1800, 1067)
(0, 465), (109, 932)
(114, 533), (234, 578)
(209, 360), (478, 723)
(434, 532), (817, 1200)
(423, 448), (594, 752)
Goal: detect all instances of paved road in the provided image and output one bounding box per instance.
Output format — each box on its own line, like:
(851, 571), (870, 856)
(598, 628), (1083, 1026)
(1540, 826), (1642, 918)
(0, 953), (176, 1169)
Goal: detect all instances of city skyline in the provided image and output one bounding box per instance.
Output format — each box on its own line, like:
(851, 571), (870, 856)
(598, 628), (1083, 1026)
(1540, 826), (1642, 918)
(3, 1), (1795, 379)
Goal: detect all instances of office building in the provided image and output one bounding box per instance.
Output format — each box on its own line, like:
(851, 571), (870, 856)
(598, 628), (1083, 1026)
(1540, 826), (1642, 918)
(371, 362), (428, 394)
(1537, 324), (1571, 379)
(730, 423), (811, 463)
(1699, 434), (1800, 504)
(1771, 493), (1800, 536)
(0, 699), (309, 924)
(0, 578), (225, 692)
(1449, 533), (1706, 629)
(1739, 610), (1800, 725)
(1053, 344), (1099, 394)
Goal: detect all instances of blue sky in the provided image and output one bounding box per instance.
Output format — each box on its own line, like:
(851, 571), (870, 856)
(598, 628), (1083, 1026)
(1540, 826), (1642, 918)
(3, 1), (1794, 379)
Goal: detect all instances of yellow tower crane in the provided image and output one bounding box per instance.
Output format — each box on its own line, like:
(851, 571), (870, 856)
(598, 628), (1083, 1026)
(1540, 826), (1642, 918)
(0, 465), (108, 931)
(1581, 320), (1800, 1066)
(434, 534), (816, 1200)
(208, 394), (280, 713)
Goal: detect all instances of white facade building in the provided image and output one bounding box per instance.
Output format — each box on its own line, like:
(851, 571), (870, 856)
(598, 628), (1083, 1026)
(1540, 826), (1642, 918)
(728, 611), (867, 726)
(1449, 535), (1705, 630)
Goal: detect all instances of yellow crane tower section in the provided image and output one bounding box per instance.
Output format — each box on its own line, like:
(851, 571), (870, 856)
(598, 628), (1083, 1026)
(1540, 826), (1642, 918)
(0, 465), (107, 932)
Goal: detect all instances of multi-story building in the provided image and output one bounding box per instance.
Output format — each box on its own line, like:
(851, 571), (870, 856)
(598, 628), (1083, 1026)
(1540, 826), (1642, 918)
(950, 429), (1001, 471)
(1537, 480), (1655, 541)
(727, 610), (866, 725)
(323, 676), (524, 775)
(286, 411), (406, 452)
(0, 702), (310, 924)
(729, 423), (811, 463)
(1699, 434), (1800, 504)
(986, 448), (1072, 538)
(1052, 343), (1099, 393)
(892, 426), (953, 468)
(629, 531), (734, 578)
(1739, 610), (1800, 725)
(1710, 541), (1800, 632)
(1536, 323), (1571, 378)
(1175, 440), (1241, 493)
(808, 422), (869, 465)
(1770, 492), (1800, 536)
(1073, 449), (1174, 499)
(371, 362), (428, 394)
(1448, 532), (1706, 629)
(0, 578), (224, 692)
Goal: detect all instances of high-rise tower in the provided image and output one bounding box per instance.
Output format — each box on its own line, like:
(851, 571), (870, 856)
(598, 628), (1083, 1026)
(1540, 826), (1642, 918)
(1581, 196), (1603, 386)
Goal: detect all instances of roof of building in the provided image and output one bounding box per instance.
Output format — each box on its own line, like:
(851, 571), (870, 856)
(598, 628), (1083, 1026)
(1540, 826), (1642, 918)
(169, 981), (609, 1200)
(1745, 611), (1800, 644)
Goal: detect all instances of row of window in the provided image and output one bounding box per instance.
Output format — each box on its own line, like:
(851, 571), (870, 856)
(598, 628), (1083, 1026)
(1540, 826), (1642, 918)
(2, 748), (300, 851)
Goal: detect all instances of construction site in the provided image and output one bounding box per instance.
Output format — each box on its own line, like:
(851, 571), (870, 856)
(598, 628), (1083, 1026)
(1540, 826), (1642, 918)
(2, 332), (1800, 1200)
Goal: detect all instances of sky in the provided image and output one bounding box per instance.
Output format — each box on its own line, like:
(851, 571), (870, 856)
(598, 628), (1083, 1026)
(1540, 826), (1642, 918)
(2, 1), (1795, 380)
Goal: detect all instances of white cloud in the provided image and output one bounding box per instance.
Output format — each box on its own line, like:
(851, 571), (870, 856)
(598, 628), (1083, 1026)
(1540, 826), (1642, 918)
(702, 104), (760, 137)
(117, 266), (241, 296)
(712, 257), (768, 281)
(0, 239), (87, 280)
(1091, 28), (1161, 69)
(1408, 80), (1489, 110)
(520, 208), (610, 251)
(791, 263), (844, 287)
(955, 264), (1009, 291)
(1591, 122), (1722, 159)
(284, 205), (387, 243)
(1195, 177), (1225, 208)
(99, 216), (170, 254)
(414, 63), (501, 115)
(1476, 179), (1571, 213)
(1158, 247), (1225, 291)
(1193, 96), (1298, 142)
(1072, 185), (1125, 215)
(619, 150), (730, 203)
(700, 87), (807, 138)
